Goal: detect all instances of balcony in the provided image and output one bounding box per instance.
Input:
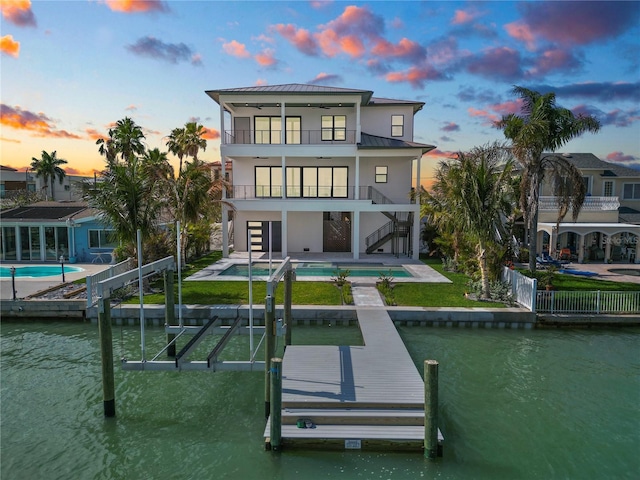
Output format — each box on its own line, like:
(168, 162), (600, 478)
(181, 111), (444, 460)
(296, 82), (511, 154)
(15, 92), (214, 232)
(224, 129), (357, 145)
(228, 185), (413, 203)
(539, 196), (620, 211)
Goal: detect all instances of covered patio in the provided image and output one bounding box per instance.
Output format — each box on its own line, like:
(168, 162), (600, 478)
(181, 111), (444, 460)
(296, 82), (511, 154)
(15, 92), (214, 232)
(538, 222), (640, 264)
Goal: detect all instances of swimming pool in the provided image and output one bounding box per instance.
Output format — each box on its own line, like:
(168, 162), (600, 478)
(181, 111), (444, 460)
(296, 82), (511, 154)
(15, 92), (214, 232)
(0, 265), (84, 278)
(218, 262), (413, 278)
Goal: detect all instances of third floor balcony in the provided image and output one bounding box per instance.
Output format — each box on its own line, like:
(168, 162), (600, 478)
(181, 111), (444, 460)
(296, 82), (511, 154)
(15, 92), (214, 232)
(539, 196), (620, 211)
(224, 129), (357, 145)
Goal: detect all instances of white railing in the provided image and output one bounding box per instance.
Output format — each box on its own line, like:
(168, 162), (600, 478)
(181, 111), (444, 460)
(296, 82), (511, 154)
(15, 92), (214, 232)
(86, 258), (131, 307)
(536, 290), (640, 314)
(539, 196), (620, 211)
(502, 267), (537, 312)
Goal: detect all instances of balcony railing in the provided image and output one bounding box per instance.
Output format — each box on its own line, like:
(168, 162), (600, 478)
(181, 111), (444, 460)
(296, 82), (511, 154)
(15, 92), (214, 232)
(229, 185), (412, 201)
(224, 129), (357, 145)
(539, 196), (620, 211)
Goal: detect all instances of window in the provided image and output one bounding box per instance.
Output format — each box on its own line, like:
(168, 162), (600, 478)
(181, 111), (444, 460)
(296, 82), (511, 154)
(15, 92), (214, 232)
(391, 115), (404, 137)
(603, 181), (614, 197)
(89, 229), (117, 248)
(623, 183), (640, 200)
(583, 176), (592, 195)
(255, 116), (300, 144)
(255, 166), (282, 197)
(375, 166), (388, 183)
(0, 184), (5, 199)
(321, 115), (346, 141)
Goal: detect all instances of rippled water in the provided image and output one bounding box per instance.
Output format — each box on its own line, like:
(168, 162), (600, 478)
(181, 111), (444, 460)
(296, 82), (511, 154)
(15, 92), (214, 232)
(1, 322), (638, 479)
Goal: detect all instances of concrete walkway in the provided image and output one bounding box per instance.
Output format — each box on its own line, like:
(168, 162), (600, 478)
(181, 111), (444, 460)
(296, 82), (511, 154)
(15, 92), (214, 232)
(351, 285), (385, 307)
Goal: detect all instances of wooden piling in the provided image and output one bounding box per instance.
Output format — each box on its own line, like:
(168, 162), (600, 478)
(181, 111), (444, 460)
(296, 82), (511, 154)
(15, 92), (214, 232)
(284, 270), (292, 347)
(269, 357), (283, 451)
(264, 294), (275, 419)
(424, 359), (438, 458)
(164, 269), (176, 357)
(98, 297), (116, 417)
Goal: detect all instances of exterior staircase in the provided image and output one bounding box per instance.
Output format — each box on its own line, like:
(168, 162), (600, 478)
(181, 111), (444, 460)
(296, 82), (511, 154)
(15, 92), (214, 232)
(364, 186), (414, 255)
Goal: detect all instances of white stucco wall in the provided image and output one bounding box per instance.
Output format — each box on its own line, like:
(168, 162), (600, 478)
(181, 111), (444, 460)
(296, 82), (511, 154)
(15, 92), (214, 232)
(287, 211), (323, 252)
(360, 105), (415, 140)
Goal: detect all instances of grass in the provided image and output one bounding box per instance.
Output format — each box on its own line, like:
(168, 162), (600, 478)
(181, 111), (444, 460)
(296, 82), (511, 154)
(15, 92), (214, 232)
(518, 268), (640, 292)
(392, 258), (508, 308)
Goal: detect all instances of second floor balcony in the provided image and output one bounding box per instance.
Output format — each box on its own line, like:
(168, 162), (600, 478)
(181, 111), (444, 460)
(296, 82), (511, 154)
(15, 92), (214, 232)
(539, 196), (620, 211)
(224, 129), (357, 145)
(228, 185), (413, 204)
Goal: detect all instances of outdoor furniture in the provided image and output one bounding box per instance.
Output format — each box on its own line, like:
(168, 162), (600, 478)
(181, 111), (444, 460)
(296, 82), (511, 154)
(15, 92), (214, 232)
(90, 252), (111, 264)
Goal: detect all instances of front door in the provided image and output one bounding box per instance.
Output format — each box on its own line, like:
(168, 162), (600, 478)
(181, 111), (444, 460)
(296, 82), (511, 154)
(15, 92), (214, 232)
(323, 212), (351, 252)
(247, 221), (282, 252)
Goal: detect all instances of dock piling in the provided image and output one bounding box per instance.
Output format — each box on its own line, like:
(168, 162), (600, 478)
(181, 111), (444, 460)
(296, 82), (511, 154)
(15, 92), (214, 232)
(269, 357), (283, 451)
(424, 359), (439, 458)
(284, 270), (292, 347)
(98, 297), (116, 417)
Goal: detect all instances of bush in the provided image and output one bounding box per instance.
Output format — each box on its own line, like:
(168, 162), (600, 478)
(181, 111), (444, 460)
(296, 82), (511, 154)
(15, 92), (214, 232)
(466, 279), (514, 304)
(331, 268), (351, 286)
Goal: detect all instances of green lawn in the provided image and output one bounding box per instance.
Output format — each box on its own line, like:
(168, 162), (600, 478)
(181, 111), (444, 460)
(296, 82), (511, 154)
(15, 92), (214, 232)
(392, 259), (508, 308)
(519, 268), (639, 291)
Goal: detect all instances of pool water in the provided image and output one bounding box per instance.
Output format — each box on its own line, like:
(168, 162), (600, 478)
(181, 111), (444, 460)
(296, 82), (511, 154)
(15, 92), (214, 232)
(0, 265), (84, 278)
(609, 268), (640, 276)
(220, 262), (413, 278)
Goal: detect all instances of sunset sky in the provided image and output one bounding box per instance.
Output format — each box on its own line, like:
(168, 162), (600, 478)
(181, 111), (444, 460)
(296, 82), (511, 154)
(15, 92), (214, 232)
(1, 0), (639, 188)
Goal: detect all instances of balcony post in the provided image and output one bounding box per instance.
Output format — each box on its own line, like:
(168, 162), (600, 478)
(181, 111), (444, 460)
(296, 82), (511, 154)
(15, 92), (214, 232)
(353, 211), (360, 260)
(578, 234), (585, 263)
(219, 102), (226, 145)
(356, 102), (361, 143)
(355, 153), (360, 200)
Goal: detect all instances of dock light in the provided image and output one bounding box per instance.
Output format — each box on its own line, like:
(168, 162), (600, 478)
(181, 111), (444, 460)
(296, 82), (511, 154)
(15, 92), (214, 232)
(10, 266), (17, 300)
(60, 255), (66, 282)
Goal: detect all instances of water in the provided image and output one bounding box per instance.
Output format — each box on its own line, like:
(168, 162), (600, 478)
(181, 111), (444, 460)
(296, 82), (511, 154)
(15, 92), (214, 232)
(1, 322), (638, 479)
(220, 262), (412, 278)
(0, 265), (84, 278)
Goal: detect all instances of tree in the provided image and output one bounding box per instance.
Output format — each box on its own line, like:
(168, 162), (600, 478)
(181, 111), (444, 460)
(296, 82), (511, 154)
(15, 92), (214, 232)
(495, 86), (600, 271)
(30, 150), (67, 201)
(423, 143), (514, 298)
(97, 117), (146, 164)
(166, 121), (207, 174)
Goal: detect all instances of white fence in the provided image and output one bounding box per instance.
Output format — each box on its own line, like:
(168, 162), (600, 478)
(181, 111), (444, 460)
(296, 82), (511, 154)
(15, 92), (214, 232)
(536, 290), (640, 314)
(502, 266), (640, 315)
(86, 258), (131, 307)
(502, 267), (537, 312)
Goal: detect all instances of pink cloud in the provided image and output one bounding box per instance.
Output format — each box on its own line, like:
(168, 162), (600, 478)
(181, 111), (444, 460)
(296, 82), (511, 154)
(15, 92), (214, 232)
(527, 48), (582, 77)
(104, 0), (168, 14)
(273, 24), (319, 56)
(0, 0), (36, 27)
(451, 8), (476, 25)
(504, 21), (536, 50)
(1, 104), (81, 139)
(255, 49), (277, 67)
(468, 107), (500, 124)
(490, 99), (522, 117)
(606, 151), (636, 163)
(255, 78), (268, 86)
(371, 37), (426, 62)
(1, 35), (20, 58)
(222, 40), (251, 58)
(385, 64), (445, 89)
(202, 128), (220, 140)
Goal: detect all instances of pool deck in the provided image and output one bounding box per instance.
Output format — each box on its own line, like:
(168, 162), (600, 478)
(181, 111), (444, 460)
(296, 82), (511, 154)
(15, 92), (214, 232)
(186, 252), (451, 284)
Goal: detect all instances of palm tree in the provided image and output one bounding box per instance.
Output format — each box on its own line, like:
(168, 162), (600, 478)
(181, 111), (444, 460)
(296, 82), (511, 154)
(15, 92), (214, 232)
(495, 86), (600, 271)
(423, 143), (514, 298)
(166, 122), (207, 173)
(97, 117), (146, 164)
(30, 150), (67, 201)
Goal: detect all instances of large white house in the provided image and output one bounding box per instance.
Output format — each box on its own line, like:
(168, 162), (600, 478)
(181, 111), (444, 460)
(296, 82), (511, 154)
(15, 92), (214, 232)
(534, 153), (640, 263)
(206, 84), (435, 260)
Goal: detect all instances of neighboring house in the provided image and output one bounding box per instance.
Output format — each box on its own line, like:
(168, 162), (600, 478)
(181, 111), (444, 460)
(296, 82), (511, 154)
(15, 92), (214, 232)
(0, 202), (116, 263)
(206, 83), (435, 260)
(534, 153), (640, 263)
(0, 165), (36, 199)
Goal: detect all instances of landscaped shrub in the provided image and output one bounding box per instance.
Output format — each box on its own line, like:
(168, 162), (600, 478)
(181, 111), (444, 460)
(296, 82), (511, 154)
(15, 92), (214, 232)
(376, 271), (396, 306)
(466, 279), (514, 304)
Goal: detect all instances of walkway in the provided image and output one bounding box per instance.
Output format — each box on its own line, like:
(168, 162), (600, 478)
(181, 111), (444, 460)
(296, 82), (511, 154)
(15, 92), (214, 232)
(265, 285), (441, 450)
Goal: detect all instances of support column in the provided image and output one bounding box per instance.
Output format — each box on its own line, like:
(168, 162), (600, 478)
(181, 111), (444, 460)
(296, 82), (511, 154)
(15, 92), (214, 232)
(604, 234), (612, 262)
(164, 268), (176, 357)
(354, 153), (360, 200)
(353, 211), (360, 260)
(412, 207), (420, 260)
(578, 234), (586, 263)
(264, 294), (275, 419)
(222, 205), (229, 258)
(98, 297), (115, 417)
(15, 227), (22, 261)
(281, 210), (288, 257)
(284, 269), (292, 347)
(634, 235), (639, 263)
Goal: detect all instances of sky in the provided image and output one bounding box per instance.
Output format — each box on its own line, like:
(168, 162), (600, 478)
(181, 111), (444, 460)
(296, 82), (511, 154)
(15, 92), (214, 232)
(1, 0), (639, 189)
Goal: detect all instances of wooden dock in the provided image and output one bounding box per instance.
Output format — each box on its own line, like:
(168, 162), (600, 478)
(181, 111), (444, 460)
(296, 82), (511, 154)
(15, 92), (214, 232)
(264, 306), (443, 451)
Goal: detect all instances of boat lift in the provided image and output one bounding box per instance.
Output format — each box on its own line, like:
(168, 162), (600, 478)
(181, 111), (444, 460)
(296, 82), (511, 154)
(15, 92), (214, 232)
(96, 253), (293, 416)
